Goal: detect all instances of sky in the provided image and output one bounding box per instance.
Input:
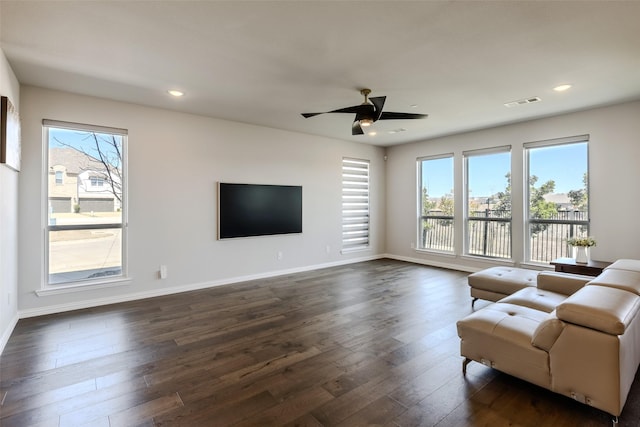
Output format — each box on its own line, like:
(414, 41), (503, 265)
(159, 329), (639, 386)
(49, 127), (123, 165)
(422, 142), (588, 198)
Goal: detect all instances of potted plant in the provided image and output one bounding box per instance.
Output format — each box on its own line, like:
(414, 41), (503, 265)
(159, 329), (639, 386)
(567, 236), (596, 264)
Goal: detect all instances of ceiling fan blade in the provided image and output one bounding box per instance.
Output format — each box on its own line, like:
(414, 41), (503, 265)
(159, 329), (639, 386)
(301, 104), (366, 118)
(378, 111), (428, 120)
(352, 120), (364, 135)
(369, 96), (386, 121)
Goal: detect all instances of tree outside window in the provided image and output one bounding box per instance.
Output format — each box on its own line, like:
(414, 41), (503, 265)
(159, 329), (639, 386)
(526, 138), (589, 263)
(418, 155), (454, 253)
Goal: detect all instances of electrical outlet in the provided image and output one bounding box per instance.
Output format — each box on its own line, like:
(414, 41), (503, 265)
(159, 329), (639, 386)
(410, 242), (415, 249)
(277, 251), (283, 260)
(160, 265), (168, 279)
(326, 245), (331, 254)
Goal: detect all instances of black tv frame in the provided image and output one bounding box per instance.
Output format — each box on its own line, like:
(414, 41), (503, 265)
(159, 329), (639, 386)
(217, 182), (303, 239)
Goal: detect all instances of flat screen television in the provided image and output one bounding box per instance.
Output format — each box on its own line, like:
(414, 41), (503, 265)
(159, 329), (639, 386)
(217, 182), (302, 239)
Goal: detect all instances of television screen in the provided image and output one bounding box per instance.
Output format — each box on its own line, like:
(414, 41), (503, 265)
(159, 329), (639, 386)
(218, 183), (302, 239)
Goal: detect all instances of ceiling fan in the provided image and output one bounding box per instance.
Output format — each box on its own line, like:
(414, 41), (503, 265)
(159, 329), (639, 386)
(301, 88), (428, 135)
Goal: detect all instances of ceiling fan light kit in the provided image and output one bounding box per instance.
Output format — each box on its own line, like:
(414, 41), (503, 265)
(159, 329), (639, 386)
(301, 88), (428, 136)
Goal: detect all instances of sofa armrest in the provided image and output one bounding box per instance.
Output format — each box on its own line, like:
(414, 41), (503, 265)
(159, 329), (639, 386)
(536, 271), (592, 296)
(531, 310), (566, 351)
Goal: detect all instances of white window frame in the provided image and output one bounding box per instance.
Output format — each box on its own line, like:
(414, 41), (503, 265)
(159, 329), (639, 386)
(463, 145), (512, 260)
(41, 120), (129, 292)
(417, 153), (455, 254)
(524, 135), (590, 264)
(342, 157), (370, 252)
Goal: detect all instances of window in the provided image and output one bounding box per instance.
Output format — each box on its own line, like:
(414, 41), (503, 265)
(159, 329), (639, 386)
(45, 120), (127, 286)
(418, 154), (454, 252)
(342, 158), (369, 252)
(465, 146), (511, 259)
(90, 176), (105, 187)
(526, 136), (589, 263)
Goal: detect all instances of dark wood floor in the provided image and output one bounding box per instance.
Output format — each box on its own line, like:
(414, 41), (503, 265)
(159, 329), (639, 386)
(1, 259), (639, 426)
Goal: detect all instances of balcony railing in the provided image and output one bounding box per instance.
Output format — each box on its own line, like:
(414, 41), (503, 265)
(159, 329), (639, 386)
(529, 210), (589, 263)
(421, 215), (455, 252)
(419, 210), (588, 262)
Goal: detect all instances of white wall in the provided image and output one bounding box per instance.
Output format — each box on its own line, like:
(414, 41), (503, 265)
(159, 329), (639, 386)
(0, 48), (20, 351)
(385, 101), (640, 272)
(17, 86), (386, 316)
(9, 83), (640, 341)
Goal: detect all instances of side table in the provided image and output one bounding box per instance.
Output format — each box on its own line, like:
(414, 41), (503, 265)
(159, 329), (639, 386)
(550, 257), (612, 276)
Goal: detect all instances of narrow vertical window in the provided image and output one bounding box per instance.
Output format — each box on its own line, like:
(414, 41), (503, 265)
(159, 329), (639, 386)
(418, 154), (454, 253)
(464, 146), (512, 259)
(526, 136), (589, 263)
(342, 158), (370, 252)
(45, 120), (127, 286)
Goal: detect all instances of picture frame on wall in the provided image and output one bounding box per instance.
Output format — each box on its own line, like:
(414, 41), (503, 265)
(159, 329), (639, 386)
(1, 95), (21, 172)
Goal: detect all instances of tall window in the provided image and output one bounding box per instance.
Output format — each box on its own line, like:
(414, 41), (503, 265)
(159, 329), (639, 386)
(342, 158), (370, 252)
(465, 146), (512, 259)
(45, 120), (127, 286)
(526, 136), (589, 263)
(418, 154), (454, 252)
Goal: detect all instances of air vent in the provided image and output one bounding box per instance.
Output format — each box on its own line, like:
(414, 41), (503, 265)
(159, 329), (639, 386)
(504, 97), (542, 108)
(388, 128), (407, 134)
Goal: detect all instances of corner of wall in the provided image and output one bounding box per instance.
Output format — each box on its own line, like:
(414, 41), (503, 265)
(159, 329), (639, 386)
(0, 46), (21, 355)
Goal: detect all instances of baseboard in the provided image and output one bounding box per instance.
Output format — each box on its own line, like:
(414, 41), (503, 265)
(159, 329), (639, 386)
(18, 253), (385, 319)
(0, 312), (19, 354)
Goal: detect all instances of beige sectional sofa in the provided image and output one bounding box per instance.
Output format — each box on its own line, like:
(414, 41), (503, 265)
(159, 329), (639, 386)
(457, 259), (640, 426)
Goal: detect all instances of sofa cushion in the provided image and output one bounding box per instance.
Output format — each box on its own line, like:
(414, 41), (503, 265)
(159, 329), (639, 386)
(500, 287), (567, 313)
(557, 285), (640, 335)
(588, 268), (640, 296)
(536, 271), (592, 296)
(468, 267), (537, 295)
(531, 310), (566, 351)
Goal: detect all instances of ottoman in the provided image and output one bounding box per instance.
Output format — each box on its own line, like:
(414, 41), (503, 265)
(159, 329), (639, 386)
(468, 266), (538, 307)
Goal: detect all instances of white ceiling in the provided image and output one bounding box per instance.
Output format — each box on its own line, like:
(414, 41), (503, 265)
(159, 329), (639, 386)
(1, 1), (640, 147)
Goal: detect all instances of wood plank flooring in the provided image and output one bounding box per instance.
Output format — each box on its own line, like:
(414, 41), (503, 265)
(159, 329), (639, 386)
(1, 259), (639, 426)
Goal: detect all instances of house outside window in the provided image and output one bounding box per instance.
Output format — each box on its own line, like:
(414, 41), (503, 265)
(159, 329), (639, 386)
(464, 146), (512, 259)
(342, 158), (370, 252)
(526, 136), (589, 263)
(418, 154), (454, 253)
(44, 120), (127, 286)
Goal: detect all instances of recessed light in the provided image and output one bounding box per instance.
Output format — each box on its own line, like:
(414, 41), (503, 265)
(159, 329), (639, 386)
(168, 90), (184, 97)
(553, 84), (572, 92)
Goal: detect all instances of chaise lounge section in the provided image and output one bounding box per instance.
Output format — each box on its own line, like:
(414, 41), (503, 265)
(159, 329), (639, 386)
(457, 260), (640, 426)
(467, 266), (538, 307)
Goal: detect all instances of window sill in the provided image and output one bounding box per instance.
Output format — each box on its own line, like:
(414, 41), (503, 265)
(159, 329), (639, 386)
(460, 254), (515, 266)
(521, 261), (554, 270)
(36, 277), (132, 297)
(414, 248), (456, 258)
